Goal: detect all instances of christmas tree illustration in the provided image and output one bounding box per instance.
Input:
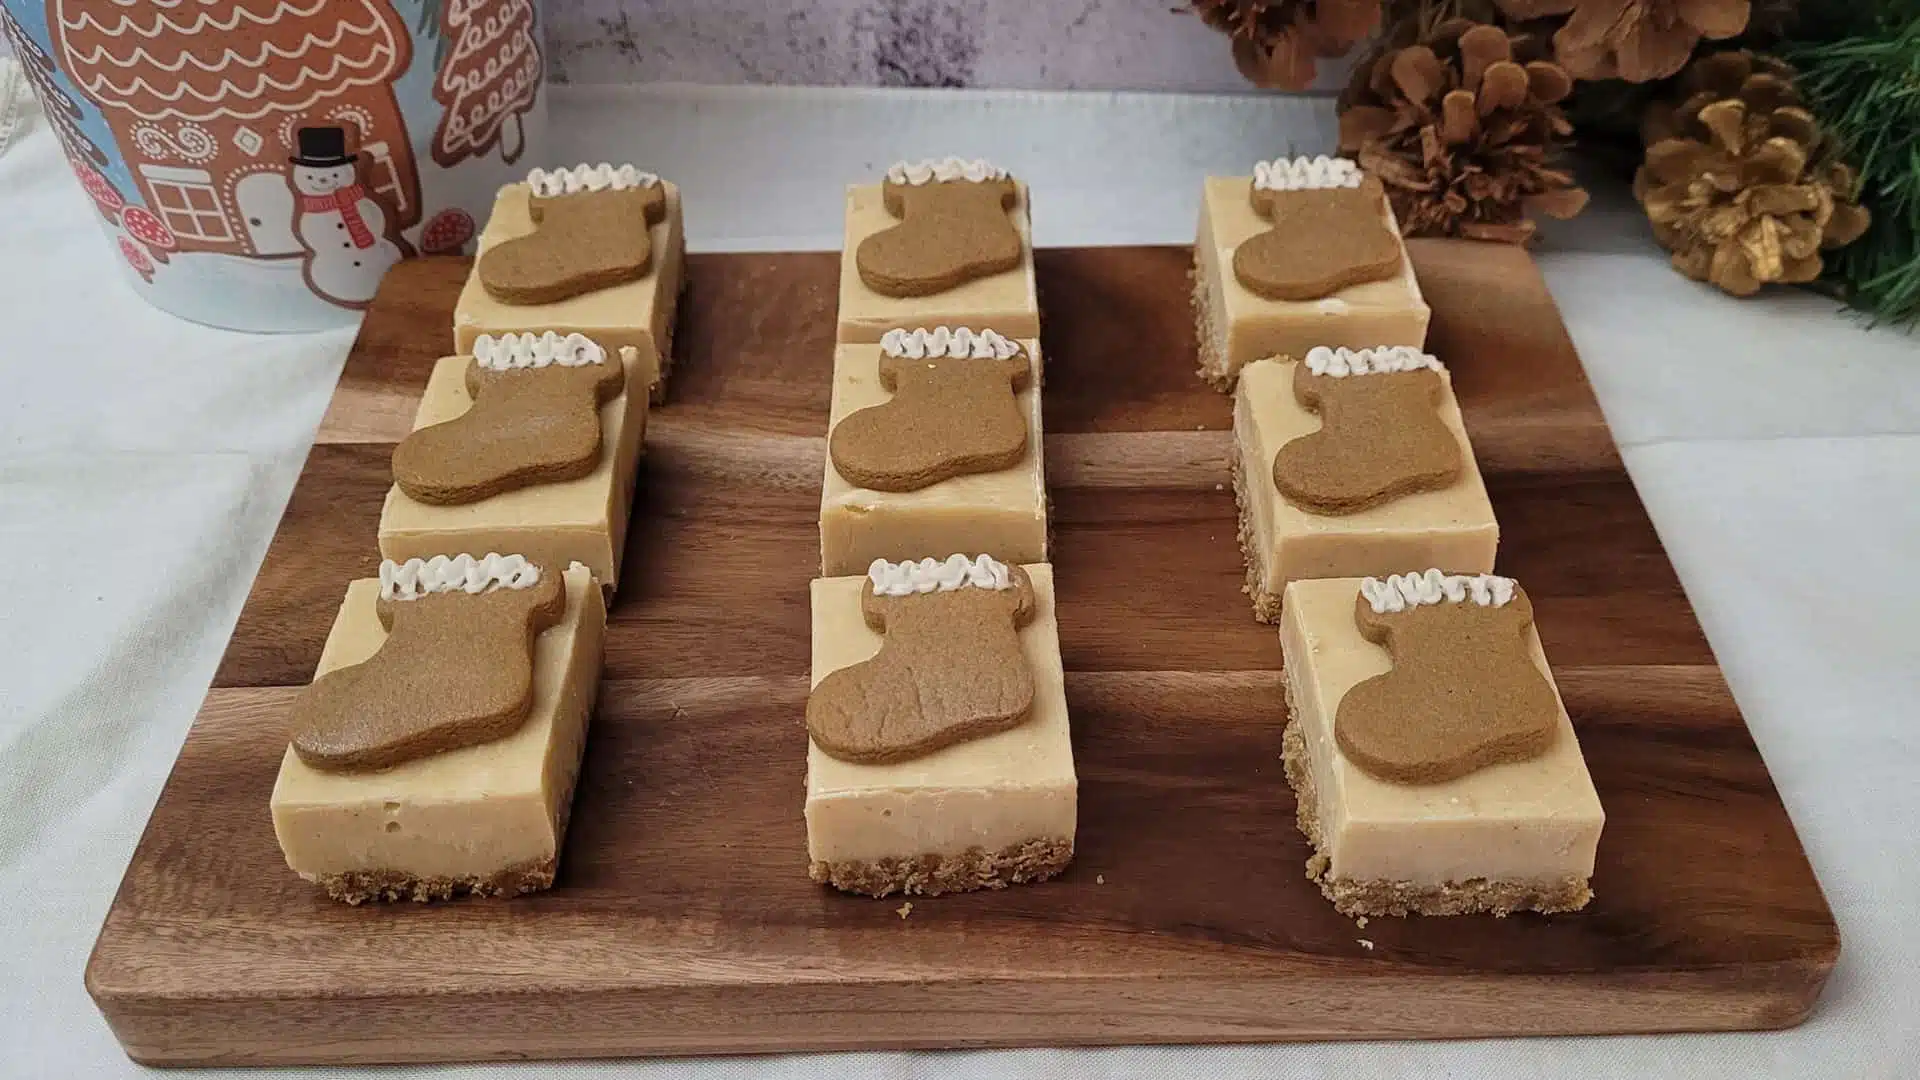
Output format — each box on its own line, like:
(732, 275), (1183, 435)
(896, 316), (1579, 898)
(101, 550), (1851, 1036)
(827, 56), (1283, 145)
(424, 0), (543, 168)
(1, 9), (109, 170)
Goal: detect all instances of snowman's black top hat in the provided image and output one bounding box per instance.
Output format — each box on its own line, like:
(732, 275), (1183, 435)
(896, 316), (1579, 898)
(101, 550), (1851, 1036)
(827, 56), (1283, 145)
(291, 126), (359, 168)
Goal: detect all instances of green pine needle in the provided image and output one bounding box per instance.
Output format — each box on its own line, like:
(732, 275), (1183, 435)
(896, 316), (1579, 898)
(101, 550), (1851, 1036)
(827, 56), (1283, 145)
(1782, 5), (1920, 327)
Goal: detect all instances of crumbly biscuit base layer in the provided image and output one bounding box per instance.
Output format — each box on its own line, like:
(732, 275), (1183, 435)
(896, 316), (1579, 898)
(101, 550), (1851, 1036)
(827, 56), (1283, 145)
(1228, 453), (1283, 623)
(810, 836), (1074, 898)
(309, 856), (558, 906)
(1281, 682), (1592, 918)
(647, 238), (689, 405)
(1190, 257), (1234, 393)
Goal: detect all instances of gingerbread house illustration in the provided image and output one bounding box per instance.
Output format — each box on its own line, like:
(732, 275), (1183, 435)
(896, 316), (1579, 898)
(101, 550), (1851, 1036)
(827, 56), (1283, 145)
(50, 0), (422, 258)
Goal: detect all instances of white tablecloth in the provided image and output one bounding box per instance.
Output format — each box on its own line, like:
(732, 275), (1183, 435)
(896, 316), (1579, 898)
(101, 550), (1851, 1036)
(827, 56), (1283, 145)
(3, 73), (1917, 1079)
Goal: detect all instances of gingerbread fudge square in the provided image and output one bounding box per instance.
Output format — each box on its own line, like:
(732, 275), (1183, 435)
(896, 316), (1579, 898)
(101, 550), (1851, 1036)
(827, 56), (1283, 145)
(1280, 573), (1605, 918)
(379, 337), (647, 590)
(271, 559), (606, 904)
(1232, 351), (1496, 622)
(837, 158), (1039, 343)
(821, 328), (1047, 577)
(455, 164), (685, 403)
(806, 558), (1076, 897)
(1193, 157), (1430, 391)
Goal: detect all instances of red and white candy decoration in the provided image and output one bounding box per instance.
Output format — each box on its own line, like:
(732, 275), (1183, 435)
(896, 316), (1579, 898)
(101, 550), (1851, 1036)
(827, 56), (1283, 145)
(120, 206), (177, 265)
(419, 208), (476, 256)
(73, 161), (124, 222)
(117, 235), (155, 283)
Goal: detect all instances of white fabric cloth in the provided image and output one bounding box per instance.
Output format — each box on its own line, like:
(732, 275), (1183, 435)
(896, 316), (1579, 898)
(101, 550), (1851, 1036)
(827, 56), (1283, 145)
(0, 59), (27, 158)
(1, 84), (1916, 1079)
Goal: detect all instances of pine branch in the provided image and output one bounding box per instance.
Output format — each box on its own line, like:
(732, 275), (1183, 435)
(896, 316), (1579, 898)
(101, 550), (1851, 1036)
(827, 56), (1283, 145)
(1783, 7), (1920, 327)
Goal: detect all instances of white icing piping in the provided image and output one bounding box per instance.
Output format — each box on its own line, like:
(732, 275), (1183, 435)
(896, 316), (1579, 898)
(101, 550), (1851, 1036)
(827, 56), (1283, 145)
(1361, 570), (1515, 614)
(869, 555), (1012, 596)
(885, 157), (1007, 185)
(527, 162), (660, 197)
(1304, 345), (1441, 377)
(380, 554), (541, 601)
(472, 331), (606, 370)
(879, 326), (1021, 361)
(1253, 155), (1363, 192)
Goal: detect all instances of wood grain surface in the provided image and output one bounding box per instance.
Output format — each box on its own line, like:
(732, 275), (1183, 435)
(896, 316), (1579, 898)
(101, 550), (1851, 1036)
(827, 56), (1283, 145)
(85, 243), (1837, 1067)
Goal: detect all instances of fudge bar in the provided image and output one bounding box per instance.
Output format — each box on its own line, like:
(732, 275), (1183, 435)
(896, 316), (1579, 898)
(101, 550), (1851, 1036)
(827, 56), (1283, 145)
(1193, 155), (1430, 390)
(805, 556), (1076, 896)
(837, 158), (1039, 343)
(271, 557), (606, 904)
(820, 327), (1047, 576)
(379, 333), (647, 590)
(1279, 572), (1604, 917)
(1232, 348), (1496, 622)
(454, 163), (685, 402)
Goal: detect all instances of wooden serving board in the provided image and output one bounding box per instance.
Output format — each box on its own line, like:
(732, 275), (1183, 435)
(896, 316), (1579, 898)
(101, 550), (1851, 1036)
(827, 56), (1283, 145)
(86, 243), (1837, 1067)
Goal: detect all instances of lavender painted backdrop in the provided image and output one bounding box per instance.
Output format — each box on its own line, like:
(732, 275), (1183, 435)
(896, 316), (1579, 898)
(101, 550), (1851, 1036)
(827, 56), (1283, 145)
(544, 0), (1321, 91)
(0, 3), (1336, 93)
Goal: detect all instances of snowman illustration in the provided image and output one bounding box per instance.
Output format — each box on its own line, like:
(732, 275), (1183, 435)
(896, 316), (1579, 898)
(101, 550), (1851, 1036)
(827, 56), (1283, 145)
(290, 126), (408, 308)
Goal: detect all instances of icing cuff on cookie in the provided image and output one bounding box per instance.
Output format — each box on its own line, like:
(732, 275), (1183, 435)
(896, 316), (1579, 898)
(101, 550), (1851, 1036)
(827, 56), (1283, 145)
(1253, 155), (1363, 192)
(1361, 570), (1515, 614)
(880, 326), (1021, 361)
(1305, 345), (1441, 377)
(527, 163), (660, 197)
(472, 331), (606, 370)
(885, 157), (1007, 185)
(869, 554), (1012, 596)
(380, 554), (541, 601)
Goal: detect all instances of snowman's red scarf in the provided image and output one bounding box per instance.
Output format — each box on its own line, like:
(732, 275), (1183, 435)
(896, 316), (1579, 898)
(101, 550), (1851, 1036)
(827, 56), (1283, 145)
(299, 185), (377, 249)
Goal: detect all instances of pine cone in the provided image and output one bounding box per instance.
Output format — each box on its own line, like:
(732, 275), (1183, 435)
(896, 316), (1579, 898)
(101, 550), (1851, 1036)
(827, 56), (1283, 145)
(1633, 50), (1871, 296)
(1493, 0), (1751, 83)
(1338, 19), (1590, 243)
(1191, 0), (1383, 90)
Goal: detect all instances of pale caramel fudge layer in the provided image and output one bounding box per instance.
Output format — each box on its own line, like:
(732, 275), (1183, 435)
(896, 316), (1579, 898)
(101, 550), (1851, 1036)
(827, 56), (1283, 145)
(1279, 576), (1604, 917)
(820, 339), (1047, 576)
(836, 182), (1040, 344)
(271, 563), (606, 904)
(378, 354), (647, 588)
(1193, 176), (1430, 390)
(1232, 357), (1495, 622)
(454, 181), (685, 401)
(806, 563), (1076, 895)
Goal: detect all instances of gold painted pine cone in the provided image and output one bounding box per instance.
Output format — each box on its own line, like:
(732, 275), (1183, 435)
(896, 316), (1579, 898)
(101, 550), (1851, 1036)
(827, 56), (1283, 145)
(1641, 48), (1801, 146)
(1339, 20), (1589, 243)
(1633, 51), (1871, 297)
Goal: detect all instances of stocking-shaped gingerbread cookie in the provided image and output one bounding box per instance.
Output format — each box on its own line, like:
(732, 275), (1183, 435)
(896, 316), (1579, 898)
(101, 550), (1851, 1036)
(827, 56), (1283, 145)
(1336, 571), (1559, 785)
(1233, 157), (1405, 301)
(1273, 346), (1461, 514)
(857, 158), (1023, 297)
(479, 164), (667, 305)
(808, 555), (1037, 764)
(830, 327), (1030, 492)
(392, 333), (628, 505)
(289, 554), (566, 772)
